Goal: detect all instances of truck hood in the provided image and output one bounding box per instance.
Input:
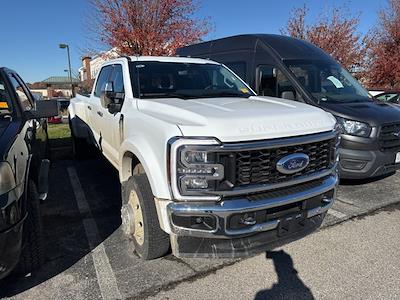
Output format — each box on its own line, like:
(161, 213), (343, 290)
(138, 96), (335, 142)
(319, 100), (400, 127)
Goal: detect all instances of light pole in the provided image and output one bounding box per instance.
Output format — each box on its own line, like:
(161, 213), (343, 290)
(59, 43), (74, 97)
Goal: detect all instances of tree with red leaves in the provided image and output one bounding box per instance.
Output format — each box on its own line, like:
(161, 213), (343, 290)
(365, 0), (400, 89)
(89, 0), (211, 56)
(282, 5), (365, 72)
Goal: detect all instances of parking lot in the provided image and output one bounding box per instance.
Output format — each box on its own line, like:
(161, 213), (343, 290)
(1, 136), (400, 300)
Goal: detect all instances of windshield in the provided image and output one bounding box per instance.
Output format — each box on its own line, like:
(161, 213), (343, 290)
(0, 75), (13, 116)
(376, 93), (400, 103)
(129, 61), (254, 99)
(285, 60), (371, 103)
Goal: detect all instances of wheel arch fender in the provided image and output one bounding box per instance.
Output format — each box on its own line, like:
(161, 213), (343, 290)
(119, 138), (171, 200)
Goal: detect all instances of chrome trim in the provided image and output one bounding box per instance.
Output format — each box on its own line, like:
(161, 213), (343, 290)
(276, 153), (310, 175)
(170, 138), (222, 201)
(169, 129), (339, 201)
(167, 174), (338, 238)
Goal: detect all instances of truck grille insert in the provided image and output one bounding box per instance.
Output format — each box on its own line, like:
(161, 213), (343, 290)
(379, 123), (400, 151)
(233, 138), (335, 187)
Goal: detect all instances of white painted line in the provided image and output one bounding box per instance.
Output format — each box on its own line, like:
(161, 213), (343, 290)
(68, 167), (122, 300)
(327, 209), (347, 219)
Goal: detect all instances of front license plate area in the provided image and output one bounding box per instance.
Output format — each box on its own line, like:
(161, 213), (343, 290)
(278, 212), (306, 237)
(396, 152), (400, 164)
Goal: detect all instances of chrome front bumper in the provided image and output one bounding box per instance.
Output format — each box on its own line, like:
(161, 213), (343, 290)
(167, 174), (338, 239)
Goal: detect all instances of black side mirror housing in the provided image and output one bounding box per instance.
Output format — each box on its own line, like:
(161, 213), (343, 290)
(24, 100), (59, 120)
(100, 82), (124, 114)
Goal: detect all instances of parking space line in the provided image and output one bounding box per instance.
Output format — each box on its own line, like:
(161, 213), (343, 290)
(68, 166), (122, 300)
(336, 197), (355, 206)
(327, 208), (347, 219)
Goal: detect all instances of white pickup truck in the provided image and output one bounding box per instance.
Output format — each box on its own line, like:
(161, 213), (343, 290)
(68, 56), (339, 259)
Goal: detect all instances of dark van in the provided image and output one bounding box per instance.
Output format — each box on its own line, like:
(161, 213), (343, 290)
(177, 34), (400, 179)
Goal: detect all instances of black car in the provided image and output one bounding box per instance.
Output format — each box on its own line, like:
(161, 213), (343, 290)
(375, 91), (400, 104)
(178, 34), (400, 179)
(0, 67), (57, 279)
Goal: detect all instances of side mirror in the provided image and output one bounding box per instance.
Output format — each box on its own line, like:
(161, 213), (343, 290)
(100, 82), (124, 114)
(281, 91), (295, 100)
(24, 100), (59, 120)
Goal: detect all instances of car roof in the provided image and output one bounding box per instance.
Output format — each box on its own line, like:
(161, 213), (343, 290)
(177, 34), (334, 62)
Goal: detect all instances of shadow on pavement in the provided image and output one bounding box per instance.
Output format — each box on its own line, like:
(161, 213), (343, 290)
(339, 171), (396, 186)
(254, 250), (314, 300)
(0, 148), (123, 298)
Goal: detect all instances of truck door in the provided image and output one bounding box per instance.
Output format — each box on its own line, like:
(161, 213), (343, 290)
(96, 64), (124, 166)
(90, 65), (113, 145)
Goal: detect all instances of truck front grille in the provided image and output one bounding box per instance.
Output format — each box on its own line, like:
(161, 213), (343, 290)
(379, 123), (400, 151)
(233, 138), (335, 187)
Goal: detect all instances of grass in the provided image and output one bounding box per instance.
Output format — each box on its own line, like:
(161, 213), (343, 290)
(48, 123), (71, 140)
(47, 123), (72, 150)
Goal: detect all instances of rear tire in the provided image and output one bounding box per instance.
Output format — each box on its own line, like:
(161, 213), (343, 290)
(121, 172), (170, 260)
(14, 180), (45, 276)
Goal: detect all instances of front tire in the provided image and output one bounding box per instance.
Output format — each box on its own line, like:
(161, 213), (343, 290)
(121, 173), (170, 260)
(14, 181), (45, 276)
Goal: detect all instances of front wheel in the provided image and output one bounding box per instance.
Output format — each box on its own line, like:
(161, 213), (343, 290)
(121, 173), (170, 260)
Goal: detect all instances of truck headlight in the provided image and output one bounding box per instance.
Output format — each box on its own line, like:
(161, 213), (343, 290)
(170, 138), (224, 201)
(336, 117), (371, 137)
(0, 162), (16, 195)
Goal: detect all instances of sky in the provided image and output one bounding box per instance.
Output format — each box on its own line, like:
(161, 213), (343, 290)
(0, 0), (386, 83)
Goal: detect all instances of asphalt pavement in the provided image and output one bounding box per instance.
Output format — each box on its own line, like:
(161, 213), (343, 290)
(150, 203), (400, 300)
(0, 149), (399, 300)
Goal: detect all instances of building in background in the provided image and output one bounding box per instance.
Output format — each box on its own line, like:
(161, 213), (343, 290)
(29, 76), (80, 99)
(79, 48), (119, 81)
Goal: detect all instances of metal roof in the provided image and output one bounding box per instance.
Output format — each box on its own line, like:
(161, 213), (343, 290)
(42, 76), (80, 85)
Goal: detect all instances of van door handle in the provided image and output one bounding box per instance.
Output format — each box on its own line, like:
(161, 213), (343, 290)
(97, 111), (103, 117)
(88, 105), (92, 110)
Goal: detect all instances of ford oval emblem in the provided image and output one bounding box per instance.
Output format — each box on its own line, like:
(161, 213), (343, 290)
(276, 153), (310, 175)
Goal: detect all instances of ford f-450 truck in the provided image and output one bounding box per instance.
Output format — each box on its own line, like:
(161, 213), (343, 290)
(68, 56), (339, 259)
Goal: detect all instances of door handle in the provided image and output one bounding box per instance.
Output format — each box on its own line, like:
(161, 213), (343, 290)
(97, 111), (103, 117)
(88, 105), (92, 110)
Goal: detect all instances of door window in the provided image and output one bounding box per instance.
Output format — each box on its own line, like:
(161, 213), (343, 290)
(94, 65), (113, 97)
(0, 75), (13, 113)
(258, 65), (297, 99)
(9, 74), (33, 110)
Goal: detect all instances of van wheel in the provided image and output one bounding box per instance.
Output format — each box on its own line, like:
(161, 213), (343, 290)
(14, 181), (45, 276)
(121, 172), (170, 260)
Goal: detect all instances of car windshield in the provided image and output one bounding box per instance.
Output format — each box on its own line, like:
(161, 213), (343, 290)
(129, 61), (254, 99)
(376, 93), (400, 103)
(0, 76), (13, 116)
(285, 60), (372, 103)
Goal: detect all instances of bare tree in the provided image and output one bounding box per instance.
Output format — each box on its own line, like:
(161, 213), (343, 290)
(282, 4), (366, 71)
